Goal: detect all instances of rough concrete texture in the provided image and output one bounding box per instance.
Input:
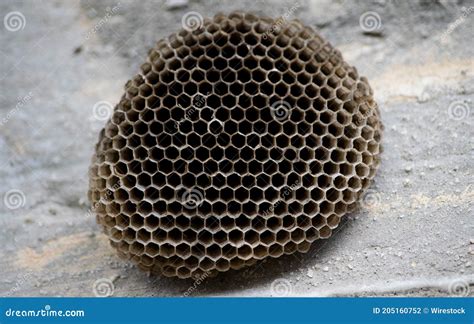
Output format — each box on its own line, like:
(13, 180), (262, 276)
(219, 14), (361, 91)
(0, 0), (472, 297)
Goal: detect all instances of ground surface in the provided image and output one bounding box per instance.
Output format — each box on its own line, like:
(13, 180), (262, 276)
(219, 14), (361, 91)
(0, 0), (473, 297)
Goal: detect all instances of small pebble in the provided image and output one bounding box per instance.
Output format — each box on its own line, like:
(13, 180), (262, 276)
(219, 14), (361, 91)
(73, 45), (83, 55)
(322, 266), (329, 272)
(306, 269), (313, 278)
(165, 0), (188, 10)
(417, 92), (430, 103)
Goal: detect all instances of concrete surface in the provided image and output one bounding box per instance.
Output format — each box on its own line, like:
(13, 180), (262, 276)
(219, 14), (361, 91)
(0, 0), (473, 297)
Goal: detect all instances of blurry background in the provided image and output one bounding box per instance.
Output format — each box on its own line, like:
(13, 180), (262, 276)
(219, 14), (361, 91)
(0, 0), (472, 297)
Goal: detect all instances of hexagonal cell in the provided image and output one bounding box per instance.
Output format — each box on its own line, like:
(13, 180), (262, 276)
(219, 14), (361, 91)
(89, 11), (383, 279)
(144, 242), (160, 257)
(137, 228), (151, 243)
(176, 243), (191, 258)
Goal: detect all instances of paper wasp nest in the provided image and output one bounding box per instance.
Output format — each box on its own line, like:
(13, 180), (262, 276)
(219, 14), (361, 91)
(88, 12), (383, 278)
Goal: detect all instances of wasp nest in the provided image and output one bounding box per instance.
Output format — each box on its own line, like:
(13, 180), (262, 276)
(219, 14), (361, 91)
(88, 12), (383, 279)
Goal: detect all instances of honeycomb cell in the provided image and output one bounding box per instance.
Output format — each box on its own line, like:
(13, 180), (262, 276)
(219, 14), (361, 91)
(89, 12), (383, 279)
